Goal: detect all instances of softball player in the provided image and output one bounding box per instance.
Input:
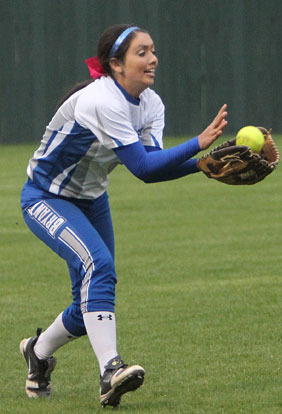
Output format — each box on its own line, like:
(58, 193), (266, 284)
(19, 24), (228, 407)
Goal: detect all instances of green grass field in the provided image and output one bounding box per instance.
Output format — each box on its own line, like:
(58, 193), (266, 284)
(1, 137), (282, 414)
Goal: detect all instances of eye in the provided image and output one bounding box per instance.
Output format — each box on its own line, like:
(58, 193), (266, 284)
(138, 51), (145, 57)
(152, 50), (157, 56)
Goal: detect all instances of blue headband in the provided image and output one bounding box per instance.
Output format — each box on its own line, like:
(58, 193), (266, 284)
(109, 26), (140, 58)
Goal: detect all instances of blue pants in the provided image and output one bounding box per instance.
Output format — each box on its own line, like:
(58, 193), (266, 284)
(21, 181), (117, 337)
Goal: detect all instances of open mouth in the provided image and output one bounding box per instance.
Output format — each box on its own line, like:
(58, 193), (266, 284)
(144, 69), (155, 75)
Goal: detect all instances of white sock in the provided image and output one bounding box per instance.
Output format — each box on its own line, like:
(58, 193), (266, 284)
(83, 311), (118, 375)
(34, 312), (78, 359)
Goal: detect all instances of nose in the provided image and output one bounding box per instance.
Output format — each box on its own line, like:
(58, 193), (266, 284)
(149, 51), (158, 66)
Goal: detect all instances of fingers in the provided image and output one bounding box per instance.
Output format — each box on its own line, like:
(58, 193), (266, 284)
(213, 104), (228, 127)
(216, 118), (228, 133)
(214, 105), (228, 135)
(198, 104), (228, 149)
(217, 104), (227, 116)
(216, 104), (227, 115)
(211, 118), (228, 138)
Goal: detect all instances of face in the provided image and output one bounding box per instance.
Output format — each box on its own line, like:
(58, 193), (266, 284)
(110, 32), (158, 98)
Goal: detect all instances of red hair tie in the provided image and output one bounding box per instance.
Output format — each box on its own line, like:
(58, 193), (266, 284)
(85, 56), (107, 79)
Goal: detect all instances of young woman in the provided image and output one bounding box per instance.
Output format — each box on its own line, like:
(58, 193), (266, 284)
(19, 24), (228, 407)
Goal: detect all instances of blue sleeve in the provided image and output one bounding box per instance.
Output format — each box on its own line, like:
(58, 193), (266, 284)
(113, 137), (201, 183)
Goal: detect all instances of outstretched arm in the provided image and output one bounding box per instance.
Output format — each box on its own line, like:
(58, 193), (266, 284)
(113, 104), (228, 183)
(113, 136), (200, 183)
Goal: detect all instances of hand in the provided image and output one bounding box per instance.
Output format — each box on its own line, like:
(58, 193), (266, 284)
(198, 104), (228, 150)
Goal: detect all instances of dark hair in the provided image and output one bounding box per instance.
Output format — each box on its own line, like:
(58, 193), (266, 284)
(56, 79), (94, 110)
(97, 24), (148, 75)
(57, 24), (148, 108)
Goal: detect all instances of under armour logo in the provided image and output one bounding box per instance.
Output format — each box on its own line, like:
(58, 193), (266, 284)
(97, 314), (113, 321)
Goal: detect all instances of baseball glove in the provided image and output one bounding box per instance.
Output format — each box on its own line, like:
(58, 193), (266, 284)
(197, 127), (280, 185)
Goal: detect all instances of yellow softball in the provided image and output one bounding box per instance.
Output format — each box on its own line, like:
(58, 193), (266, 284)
(236, 126), (265, 153)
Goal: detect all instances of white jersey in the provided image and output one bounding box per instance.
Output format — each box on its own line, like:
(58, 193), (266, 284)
(27, 76), (165, 199)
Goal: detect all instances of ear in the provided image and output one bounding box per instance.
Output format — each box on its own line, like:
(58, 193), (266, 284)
(109, 58), (124, 74)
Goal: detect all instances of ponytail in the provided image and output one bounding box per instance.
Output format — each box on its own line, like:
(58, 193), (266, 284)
(56, 79), (94, 110)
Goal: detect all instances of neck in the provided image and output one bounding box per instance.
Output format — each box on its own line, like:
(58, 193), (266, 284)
(113, 79), (140, 105)
(113, 74), (144, 99)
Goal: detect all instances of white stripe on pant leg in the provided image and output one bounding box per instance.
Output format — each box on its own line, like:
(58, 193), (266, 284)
(58, 227), (95, 313)
(58, 236), (87, 273)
